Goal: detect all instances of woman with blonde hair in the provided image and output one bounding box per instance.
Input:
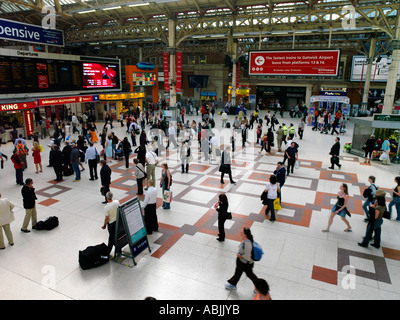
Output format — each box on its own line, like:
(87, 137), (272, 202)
(32, 141), (42, 174)
(322, 183), (352, 232)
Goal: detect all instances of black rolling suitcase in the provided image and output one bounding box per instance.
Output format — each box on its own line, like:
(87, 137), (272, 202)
(79, 243), (109, 270)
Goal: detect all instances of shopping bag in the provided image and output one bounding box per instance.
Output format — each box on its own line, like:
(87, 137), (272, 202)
(274, 198), (281, 211)
(163, 190), (172, 203)
(295, 160), (300, 169)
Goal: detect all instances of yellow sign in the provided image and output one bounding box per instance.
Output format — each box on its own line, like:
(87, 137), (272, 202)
(99, 92), (145, 100)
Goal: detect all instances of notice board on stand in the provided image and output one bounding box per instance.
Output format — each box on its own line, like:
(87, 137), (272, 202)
(114, 197), (150, 266)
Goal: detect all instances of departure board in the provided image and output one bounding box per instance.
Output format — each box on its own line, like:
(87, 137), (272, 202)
(0, 50), (121, 96)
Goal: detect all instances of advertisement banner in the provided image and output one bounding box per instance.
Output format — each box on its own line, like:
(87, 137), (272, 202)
(350, 55), (400, 82)
(249, 50), (340, 76)
(176, 51), (182, 93)
(0, 18), (64, 47)
(24, 110), (34, 136)
(163, 52), (170, 92)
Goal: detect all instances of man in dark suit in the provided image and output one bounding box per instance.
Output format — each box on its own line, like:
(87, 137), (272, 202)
(329, 137), (342, 170)
(50, 145), (63, 182)
(100, 160), (112, 204)
(274, 161), (286, 203)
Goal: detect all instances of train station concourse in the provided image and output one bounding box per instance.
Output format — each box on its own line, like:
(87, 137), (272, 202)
(0, 0), (400, 304)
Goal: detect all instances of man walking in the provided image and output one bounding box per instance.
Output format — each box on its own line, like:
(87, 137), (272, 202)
(70, 142), (81, 182)
(100, 160), (112, 204)
(329, 137), (342, 170)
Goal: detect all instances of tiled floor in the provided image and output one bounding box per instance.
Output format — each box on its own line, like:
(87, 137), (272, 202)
(1, 111), (400, 300)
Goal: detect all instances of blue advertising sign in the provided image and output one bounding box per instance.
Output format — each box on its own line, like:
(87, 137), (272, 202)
(0, 18), (64, 47)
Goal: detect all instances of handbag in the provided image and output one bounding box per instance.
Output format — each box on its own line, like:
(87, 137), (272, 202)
(274, 198), (281, 211)
(137, 164), (147, 179)
(100, 187), (106, 196)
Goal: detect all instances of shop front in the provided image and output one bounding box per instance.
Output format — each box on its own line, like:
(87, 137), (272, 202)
(228, 86), (250, 106)
(348, 114), (400, 161)
(256, 86), (307, 110)
(98, 92), (146, 121)
(0, 101), (36, 142)
(36, 95), (100, 122)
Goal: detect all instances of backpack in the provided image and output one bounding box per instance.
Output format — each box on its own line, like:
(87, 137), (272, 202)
(243, 240), (264, 262)
(363, 184), (377, 202)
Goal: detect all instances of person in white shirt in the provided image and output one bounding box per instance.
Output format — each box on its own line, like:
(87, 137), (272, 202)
(71, 113), (79, 133)
(210, 133), (219, 160)
(221, 111), (228, 128)
(0, 194), (15, 249)
(85, 143), (99, 180)
(65, 123), (71, 141)
(142, 180), (158, 234)
(166, 123), (177, 149)
(145, 147), (158, 185)
(264, 175), (280, 222)
(101, 192), (120, 256)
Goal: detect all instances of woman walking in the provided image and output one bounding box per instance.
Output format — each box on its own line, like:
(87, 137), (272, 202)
(160, 163), (172, 210)
(264, 175), (280, 222)
(105, 135), (113, 163)
(225, 227), (259, 291)
(32, 142), (43, 174)
(322, 183), (352, 232)
(389, 176), (400, 222)
(215, 194), (229, 242)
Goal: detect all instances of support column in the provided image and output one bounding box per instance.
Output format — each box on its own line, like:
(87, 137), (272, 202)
(361, 37), (377, 114)
(231, 41), (237, 107)
(168, 19), (177, 108)
(138, 46), (145, 111)
(383, 13), (400, 114)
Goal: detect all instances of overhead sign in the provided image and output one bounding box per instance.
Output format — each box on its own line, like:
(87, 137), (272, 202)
(37, 95), (99, 106)
(0, 18), (64, 47)
(350, 55), (400, 82)
(249, 50), (340, 76)
(0, 101), (36, 112)
(310, 95), (350, 103)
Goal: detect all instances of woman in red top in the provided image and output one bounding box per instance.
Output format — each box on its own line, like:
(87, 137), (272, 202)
(32, 142), (42, 174)
(253, 278), (272, 300)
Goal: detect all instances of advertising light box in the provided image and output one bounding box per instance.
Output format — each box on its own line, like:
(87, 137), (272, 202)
(350, 55), (400, 82)
(249, 50), (340, 77)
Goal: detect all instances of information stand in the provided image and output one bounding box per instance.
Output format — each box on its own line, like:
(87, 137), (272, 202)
(114, 197), (151, 266)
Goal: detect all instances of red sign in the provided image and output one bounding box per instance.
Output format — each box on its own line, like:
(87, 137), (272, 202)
(176, 51), (182, 93)
(249, 50), (340, 76)
(37, 95), (97, 106)
(236, 62), (240, 88)
(163, 52), (170, 92)
(24, 110), (34, 136)
(0, 102), (36, 112)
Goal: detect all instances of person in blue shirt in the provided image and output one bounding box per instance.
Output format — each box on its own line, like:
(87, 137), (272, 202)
(381, 137), (391, 165)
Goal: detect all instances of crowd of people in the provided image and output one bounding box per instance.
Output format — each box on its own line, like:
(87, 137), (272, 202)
(0, 101), (398, 301)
